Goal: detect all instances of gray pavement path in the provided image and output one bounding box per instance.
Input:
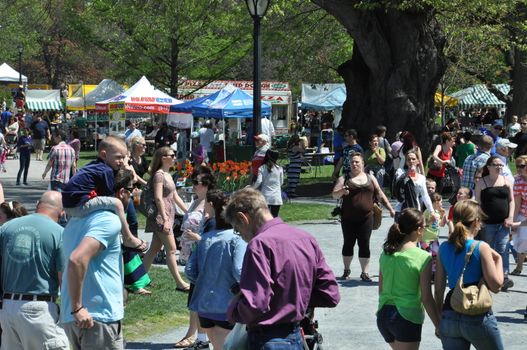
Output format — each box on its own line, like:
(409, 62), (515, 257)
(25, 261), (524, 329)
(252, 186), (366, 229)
(1, 157), (525, 349)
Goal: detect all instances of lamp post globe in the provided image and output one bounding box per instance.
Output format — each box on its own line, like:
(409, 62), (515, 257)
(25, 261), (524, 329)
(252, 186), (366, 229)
(245, 0), (270, 151)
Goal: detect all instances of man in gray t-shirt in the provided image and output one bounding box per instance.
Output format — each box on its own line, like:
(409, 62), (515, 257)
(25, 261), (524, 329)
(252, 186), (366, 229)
(0, 191), (69, 350)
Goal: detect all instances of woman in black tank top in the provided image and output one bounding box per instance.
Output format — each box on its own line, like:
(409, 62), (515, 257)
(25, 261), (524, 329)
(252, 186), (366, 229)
(475, 155), (515, 289)
(332, 152), (395, 282)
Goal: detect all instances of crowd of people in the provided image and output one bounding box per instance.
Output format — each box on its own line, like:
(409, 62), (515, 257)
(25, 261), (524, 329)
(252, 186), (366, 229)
(0, 107), (527, 349)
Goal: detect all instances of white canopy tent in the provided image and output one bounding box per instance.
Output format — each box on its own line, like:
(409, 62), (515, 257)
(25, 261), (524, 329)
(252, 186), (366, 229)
(0, 62), (27, 83)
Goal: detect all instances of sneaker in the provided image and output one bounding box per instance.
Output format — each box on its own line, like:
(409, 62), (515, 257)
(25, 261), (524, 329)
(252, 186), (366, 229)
(501, 277), (514, 292)
(185, 340), (209, 350)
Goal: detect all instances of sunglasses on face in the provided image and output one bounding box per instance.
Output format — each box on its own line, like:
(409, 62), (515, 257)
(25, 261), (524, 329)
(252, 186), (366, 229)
(517, 164), (527, 169)
(489, 164), (504, 167)
(494, 126), (503, 130)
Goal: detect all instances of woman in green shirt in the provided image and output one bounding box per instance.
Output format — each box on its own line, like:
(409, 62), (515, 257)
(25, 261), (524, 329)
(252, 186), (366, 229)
(377, 208), (440, 349)
(364, 134), (386, 187)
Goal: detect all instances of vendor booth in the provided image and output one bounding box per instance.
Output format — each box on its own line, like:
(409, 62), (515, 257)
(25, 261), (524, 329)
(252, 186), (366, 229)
(178, 80), (291, 135)
(25, 89), (63, 111)
(450, 84), (509, 109)
(95, 76), (182, 135)
(192, 87), (271, 162)
(67, 79), (124, 111)
(301, 83), (345, 127)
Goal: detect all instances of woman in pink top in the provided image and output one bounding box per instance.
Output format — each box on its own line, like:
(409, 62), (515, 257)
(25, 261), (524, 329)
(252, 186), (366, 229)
(512, 155), (527, 275)
(427, 132), (455, 195)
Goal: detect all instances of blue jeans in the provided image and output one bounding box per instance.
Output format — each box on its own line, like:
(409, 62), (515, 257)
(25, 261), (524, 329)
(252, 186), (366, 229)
(440, 310), (504, 350)
(480, 223), (510, 274)
(248, 325), (304, 350)
(16, 152), (30, 184)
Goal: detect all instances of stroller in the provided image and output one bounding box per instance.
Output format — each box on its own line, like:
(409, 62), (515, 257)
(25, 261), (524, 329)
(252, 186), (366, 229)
(4, 133), (18, 160)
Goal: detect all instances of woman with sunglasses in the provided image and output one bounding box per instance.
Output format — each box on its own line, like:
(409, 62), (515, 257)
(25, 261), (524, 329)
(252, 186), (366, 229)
(511, 155), (527, 275)
(143, 147), (189, 291)
(475, 155), (515, 291)
(174, 166), (216, 349)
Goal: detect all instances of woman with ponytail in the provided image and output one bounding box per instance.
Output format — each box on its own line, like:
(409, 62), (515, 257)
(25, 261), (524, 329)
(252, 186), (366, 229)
(435, 200), (505, 350)
(377, 208), (440, 349)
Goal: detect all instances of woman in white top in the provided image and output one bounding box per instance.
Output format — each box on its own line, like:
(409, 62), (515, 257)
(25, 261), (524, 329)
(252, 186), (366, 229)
(394, 131), (425, 175)
(394, 150), (433, 222)
(252, 149), (283, 217)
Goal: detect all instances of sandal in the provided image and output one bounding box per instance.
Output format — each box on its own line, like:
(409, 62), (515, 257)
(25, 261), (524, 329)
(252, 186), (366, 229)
(123, 239), (149, 253)
(174, 336), (196, 348)
(360, 272), (373, 282)
(175, 284), (190, 293)
(510, 268), (522, 276)
(337, 269), (351, 280)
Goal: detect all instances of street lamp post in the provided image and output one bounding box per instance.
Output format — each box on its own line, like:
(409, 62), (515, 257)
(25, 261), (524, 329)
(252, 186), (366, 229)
(245, 0), (270, 149)
(17, 44), (23, 86)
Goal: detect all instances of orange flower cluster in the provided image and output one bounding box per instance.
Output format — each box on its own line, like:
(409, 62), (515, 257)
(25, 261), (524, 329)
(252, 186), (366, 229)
(175, 159), (193, 179)
(212, 160), (252, 191)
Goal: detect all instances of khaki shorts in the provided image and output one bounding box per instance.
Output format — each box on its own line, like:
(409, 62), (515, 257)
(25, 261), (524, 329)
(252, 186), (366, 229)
(63, 320), (123, 350)
(32, 138), (46, 151)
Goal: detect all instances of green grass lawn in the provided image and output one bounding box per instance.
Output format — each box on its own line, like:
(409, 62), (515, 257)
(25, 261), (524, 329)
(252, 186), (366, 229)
(123, 267), (190, 340)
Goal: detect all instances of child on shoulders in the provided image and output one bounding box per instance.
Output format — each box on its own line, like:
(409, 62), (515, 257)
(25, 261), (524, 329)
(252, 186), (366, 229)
(62, 135), (147, 252)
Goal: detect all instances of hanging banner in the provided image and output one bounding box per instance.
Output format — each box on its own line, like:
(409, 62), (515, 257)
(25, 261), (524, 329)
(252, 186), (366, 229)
(167, 113), (193, 129)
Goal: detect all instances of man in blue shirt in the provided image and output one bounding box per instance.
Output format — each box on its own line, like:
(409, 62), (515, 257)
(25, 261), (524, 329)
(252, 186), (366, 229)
(61, 168), (134, 349)
(124, 120), (142, 143)
(1, 107), (12, 132)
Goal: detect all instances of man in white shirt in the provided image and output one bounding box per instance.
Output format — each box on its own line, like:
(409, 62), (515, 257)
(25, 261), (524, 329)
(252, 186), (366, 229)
(495, 138), (517, 185)
(260, 117), (275, 145)
(199, 120), (215, 160)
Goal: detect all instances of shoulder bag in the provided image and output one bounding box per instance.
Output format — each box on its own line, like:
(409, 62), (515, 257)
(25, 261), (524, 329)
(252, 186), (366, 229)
(138, 178), (158, 218)
(450, 241), (493, 315)
(369, 174), (383, 230)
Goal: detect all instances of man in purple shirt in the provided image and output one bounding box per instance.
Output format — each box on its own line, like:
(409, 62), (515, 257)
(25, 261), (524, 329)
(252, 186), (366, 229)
(224, 188), (340, 349)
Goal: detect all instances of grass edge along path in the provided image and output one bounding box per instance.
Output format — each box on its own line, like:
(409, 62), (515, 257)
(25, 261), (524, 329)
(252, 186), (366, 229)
(124, 202), (335, 340)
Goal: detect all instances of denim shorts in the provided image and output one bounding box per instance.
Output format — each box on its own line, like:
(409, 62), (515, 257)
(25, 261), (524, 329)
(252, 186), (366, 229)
(198, 315), (234, 330)
(377, 304), (422, 343)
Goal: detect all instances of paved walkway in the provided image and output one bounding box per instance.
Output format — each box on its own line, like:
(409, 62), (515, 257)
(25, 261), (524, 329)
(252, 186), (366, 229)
(1, 157), (526, 349)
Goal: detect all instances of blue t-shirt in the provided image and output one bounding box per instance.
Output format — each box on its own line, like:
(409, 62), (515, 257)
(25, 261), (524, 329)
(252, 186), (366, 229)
(61, 210), (123, 324)
(0, 214), (64, 295)
(1, 110), (12, 129)
(439, 239), (483, 289)
(16, 135), (32, 156)
(62, 158), (115, 208)
(30, 119), (49, 139)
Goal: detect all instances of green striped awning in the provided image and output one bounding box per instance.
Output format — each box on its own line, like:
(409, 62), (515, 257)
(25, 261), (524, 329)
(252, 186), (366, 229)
(450, 84), (509, 109)
(25, 89), (63, 111)
(26, 99), (63, 111)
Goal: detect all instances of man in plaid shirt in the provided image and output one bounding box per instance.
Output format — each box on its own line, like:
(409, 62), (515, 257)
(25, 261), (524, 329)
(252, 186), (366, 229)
(42, 130), (76, 192)
(461, 135), (493, 190)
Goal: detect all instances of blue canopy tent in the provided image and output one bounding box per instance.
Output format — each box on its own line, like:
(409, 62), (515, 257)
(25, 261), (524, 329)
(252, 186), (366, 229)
(169, 84), (238, 114)
(191, 88), (271, 118)
(191, 87), (272, 161)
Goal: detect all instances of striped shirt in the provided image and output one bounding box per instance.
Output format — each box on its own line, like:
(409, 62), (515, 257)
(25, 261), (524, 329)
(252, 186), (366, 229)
(514, 175), (527, 217)
(48, 141), (76, 183)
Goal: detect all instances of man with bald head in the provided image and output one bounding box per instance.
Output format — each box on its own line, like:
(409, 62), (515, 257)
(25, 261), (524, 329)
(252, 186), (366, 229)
(0, 191), (69, 350)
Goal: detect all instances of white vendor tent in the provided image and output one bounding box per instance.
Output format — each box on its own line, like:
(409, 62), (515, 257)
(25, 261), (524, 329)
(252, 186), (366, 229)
(0, 62), (27, 84)
(26, 89), (62, 111)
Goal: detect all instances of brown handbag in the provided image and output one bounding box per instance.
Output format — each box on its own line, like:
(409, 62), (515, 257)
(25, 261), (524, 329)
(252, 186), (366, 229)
(450, 241), (493, 316)
(372, 202), (383, 230)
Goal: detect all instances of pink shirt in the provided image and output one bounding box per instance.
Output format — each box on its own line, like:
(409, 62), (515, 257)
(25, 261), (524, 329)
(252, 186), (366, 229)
(514, 175), (527, 217)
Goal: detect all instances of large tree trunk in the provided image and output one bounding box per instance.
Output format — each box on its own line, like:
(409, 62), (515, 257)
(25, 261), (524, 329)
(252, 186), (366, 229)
(313, 1), (446, 152)
(511, 47), (527, 118)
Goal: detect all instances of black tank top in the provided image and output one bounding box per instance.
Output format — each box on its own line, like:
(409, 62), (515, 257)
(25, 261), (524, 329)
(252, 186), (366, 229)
(480, 178), (510, 224)
(341, 175), (374, 221)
